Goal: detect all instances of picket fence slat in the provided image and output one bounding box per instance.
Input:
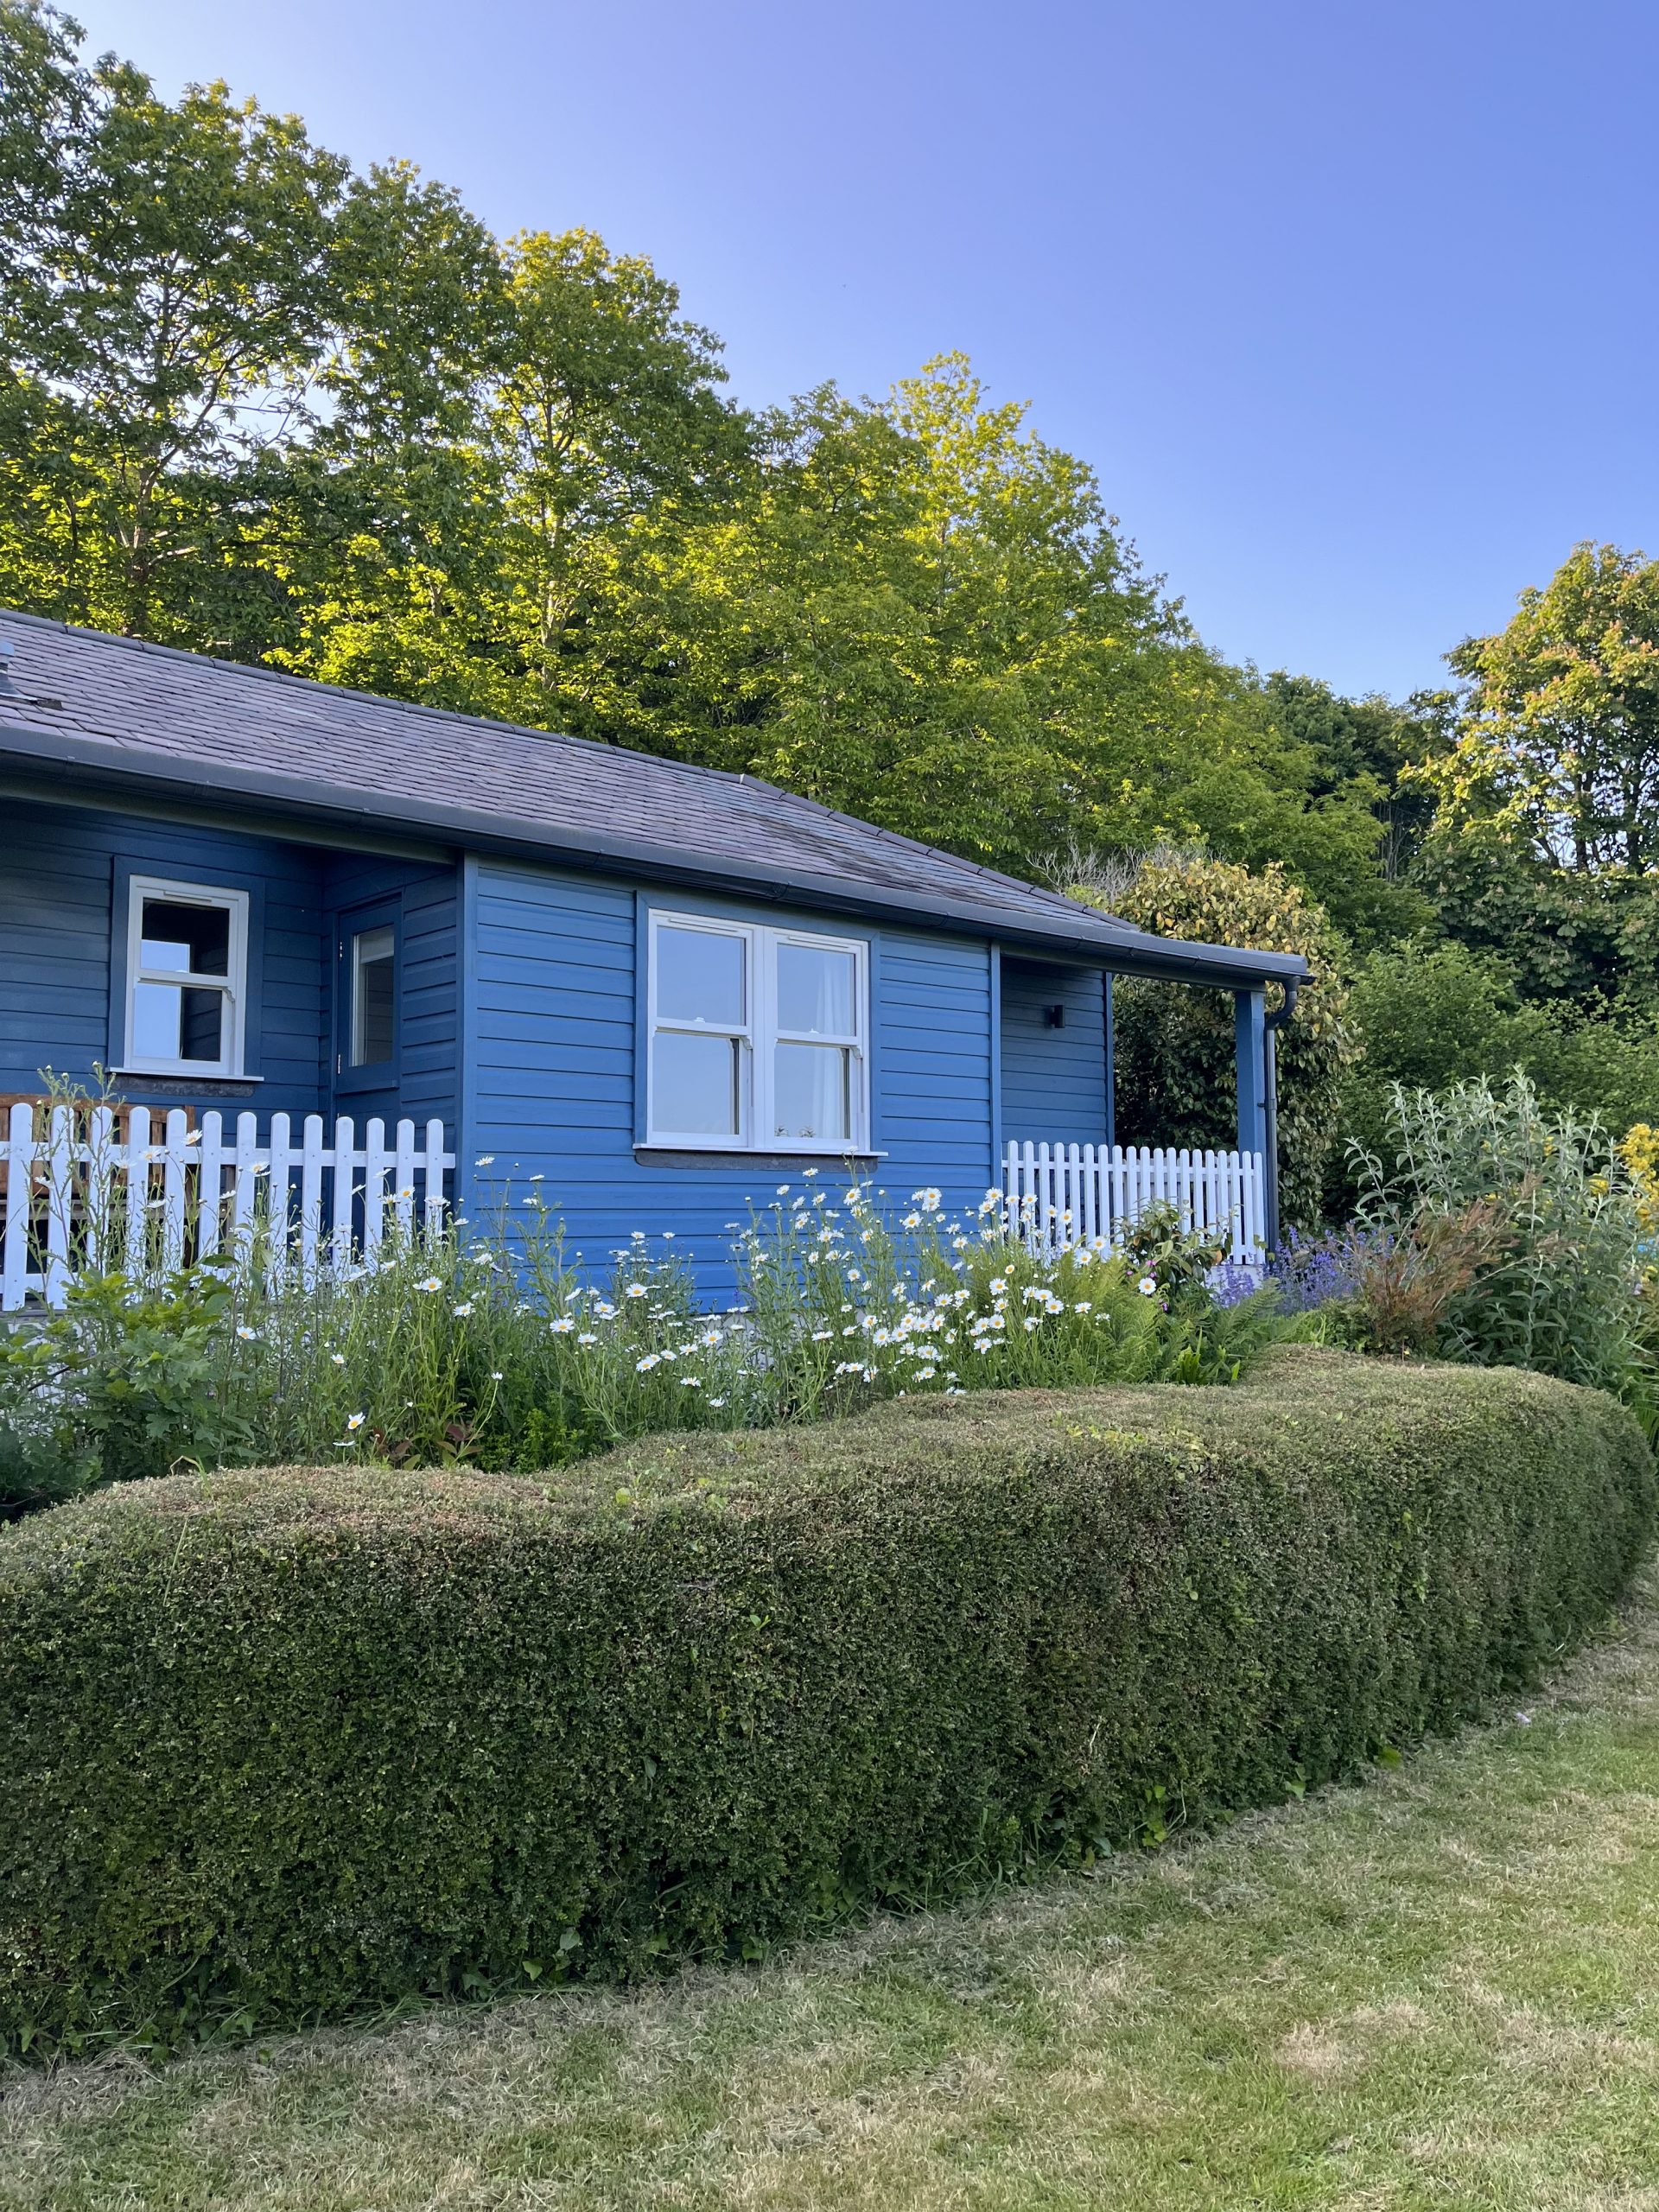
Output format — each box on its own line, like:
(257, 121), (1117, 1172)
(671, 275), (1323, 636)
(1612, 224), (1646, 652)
(1001, 1139), (1266, 1261)
(0, 1111), (454, 1313)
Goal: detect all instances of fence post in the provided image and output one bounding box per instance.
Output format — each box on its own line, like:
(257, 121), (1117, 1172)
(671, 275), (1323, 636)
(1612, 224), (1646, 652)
(361, 1118), (389, 1255)
(159, 1110), (191, 1273)
(330, 1115), (356, 1274)
(298, 1116), (326, 1280)
(197, 1112), (226, 1260)
(423, 1120), (448, 1234)
(2, 1102), (35, 1311)
(266, 1114), (294, 1286)
(43, 1106), (73, 1309)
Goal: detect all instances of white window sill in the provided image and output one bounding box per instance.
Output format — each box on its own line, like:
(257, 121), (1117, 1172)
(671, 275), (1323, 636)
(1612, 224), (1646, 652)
(635, 1142), (887, 1164)
(111, 1068), (264, 1084)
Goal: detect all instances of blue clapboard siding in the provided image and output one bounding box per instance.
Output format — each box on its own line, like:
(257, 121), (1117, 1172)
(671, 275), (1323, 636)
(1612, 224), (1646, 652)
(0, 798), (328, 1116)
(0, 799), (461, 1137)
(998, 957), (1109, 1147)
(466, 861), (995, 1295)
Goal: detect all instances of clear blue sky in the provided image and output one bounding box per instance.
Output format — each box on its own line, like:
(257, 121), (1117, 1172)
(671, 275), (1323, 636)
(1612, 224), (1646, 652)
(65, 0), (1659, 701)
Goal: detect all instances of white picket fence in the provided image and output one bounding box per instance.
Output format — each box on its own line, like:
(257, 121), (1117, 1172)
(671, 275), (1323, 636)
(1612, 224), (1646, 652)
(1002, 1140), (1266, 1258)
(0, 1105), (454, 1311)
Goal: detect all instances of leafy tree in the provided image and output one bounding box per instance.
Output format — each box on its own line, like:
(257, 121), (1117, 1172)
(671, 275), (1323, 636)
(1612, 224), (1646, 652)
(276, 222), (754, 725)
(1261, 671), (1445, 945)
(1429, 543), (1659, 873)
(1067, 851), (1354, 1231)
(265, 163), (512, 704)
(1414, 839), (1659, 1016)
(580, 359), (1393, 879)
(488, 226), (748, 711)
(0, 1), (349, 640)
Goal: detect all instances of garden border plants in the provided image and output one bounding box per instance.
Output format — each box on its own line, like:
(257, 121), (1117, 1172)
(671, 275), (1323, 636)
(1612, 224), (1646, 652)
(1, 1344), (1652, 2058)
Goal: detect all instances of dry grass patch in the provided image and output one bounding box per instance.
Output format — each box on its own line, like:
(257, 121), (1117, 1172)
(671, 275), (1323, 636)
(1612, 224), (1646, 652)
(8, 1567), (1659, 2209)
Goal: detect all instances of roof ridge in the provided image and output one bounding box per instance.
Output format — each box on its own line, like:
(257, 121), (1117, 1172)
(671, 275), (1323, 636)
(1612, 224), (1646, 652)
(0, 603), (1118, 922)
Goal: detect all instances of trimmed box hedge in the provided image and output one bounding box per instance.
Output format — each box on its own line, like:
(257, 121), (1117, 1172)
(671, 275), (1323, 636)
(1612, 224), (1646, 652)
(2, 1346), (1653, 2056)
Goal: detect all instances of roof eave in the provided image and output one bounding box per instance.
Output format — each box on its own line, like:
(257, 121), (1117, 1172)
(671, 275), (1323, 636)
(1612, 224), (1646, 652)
(0, 721), (1307, 988)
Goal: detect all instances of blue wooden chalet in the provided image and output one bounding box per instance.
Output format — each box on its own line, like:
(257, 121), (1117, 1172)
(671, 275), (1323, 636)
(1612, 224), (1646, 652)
(0, 610), (1306, 1286)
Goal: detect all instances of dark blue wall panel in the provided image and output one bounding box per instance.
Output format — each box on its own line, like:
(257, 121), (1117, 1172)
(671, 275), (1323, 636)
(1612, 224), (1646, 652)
(998, 957), (1109, 1147)
(0, 799), (459, 1137)
(322, 852), (461, 1133)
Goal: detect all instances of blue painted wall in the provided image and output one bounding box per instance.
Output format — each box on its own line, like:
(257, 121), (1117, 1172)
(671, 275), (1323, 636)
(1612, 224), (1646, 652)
(998, 957), (1109, 1147)
(464, 861), (995, 1294)
(0, 798), (460, 1135)
(2, 801), (1065, 1300)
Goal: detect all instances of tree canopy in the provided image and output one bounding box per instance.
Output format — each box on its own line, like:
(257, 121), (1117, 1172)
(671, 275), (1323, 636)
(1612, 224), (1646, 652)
(1433, 543), (1659, 874)
(0, 1), (1401, 886)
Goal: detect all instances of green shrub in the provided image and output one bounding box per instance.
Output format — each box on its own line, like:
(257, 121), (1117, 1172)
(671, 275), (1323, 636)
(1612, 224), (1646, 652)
(1335, 942), (1659, 1213)
(2, 1347), (1649, 2059)
(1344, 1074), (1650, 1399)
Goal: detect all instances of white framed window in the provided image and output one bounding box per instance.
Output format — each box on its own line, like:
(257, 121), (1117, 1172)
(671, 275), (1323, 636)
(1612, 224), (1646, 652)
(122, 876), (249, 1078)
(646, 912), (869, 1152)
(348, 924), (397, 1068)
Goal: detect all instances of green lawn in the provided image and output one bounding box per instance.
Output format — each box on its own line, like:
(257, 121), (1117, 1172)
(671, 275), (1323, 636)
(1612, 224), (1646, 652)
(8, 1580), (1659, 2212)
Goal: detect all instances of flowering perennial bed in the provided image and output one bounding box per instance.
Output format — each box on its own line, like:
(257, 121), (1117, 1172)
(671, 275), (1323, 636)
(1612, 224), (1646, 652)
(3, 1173), (1274, 1505)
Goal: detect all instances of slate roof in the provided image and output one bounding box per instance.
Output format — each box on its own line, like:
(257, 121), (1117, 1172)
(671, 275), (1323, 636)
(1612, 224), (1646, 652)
(0, 607), (1303, 984)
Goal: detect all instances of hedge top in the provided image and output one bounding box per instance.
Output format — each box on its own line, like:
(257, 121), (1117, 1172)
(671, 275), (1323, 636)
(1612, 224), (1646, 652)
(0, 1346), (1632, 1567)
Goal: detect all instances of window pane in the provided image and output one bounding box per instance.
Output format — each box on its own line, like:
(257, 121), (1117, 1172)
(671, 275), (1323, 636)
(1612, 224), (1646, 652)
(656, 925), (745, 1026)
(654, 1030), (741, 1136)
(141, 899), (230, 977)
(351, 925), (396, 1065)
(131, 980), (181, 1062)
(774, 1042), (849, 1143)
(777, 942), (855, 1035)
(180, 988), (225, 1063)
(131, 981), (224, 1065)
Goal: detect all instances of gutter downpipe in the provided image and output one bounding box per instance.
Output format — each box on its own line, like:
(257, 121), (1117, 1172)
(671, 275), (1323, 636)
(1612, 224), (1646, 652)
(1262, 976), (1300, 1254)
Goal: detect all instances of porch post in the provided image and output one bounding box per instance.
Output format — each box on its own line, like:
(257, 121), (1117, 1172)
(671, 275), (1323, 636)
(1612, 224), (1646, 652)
(1234, 988), (1269, 1220)
(1102, 972), (1116, 1148)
